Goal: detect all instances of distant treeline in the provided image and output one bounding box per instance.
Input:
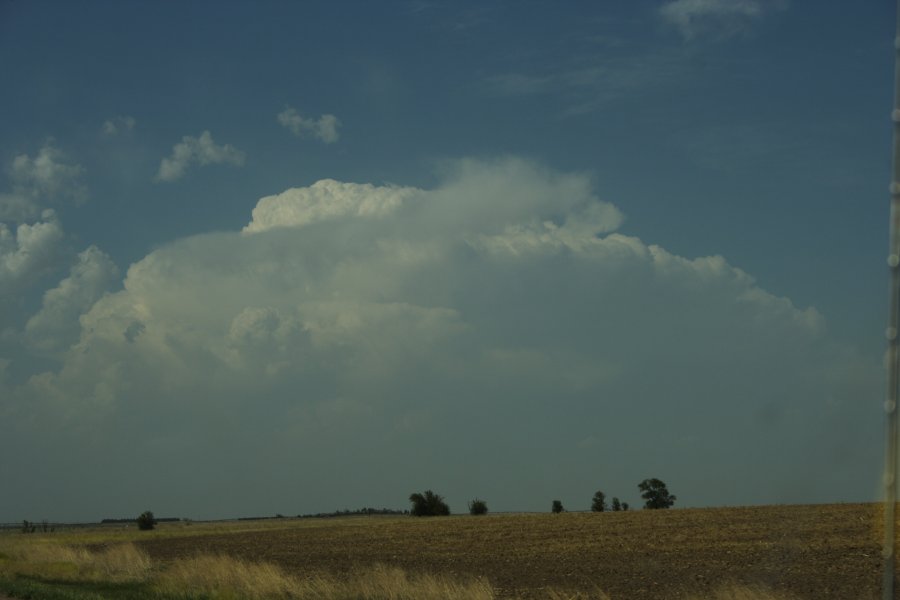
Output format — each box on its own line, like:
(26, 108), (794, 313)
(297, 507), (409, 519)
(100, 517), (182, 524)
(235, 508), (408, 521)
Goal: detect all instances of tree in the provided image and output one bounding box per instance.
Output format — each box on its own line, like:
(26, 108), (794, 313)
(591, 490), (607, 512)
(468, 498), (488, 515)
(638, 478), (676, 509)
(551, 499), (564, 514)
(611, 497), (622, 511)
(409, 490), (450, 516)
(622, 502), (629, 511)
(136, 510), (156, 531)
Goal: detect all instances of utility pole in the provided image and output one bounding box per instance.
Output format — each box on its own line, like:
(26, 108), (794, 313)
(884, 2), (900, 598)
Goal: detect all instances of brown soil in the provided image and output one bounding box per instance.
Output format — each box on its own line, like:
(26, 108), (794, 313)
(136, 503), (891, 599)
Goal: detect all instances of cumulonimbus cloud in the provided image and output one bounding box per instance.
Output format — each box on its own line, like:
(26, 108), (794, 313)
(277, 106), (341, 143)
(0, 157), (877, 520)
(24, 245), (118, 356)
(243, 179), (419, 234)
(155, 130), (246, 182)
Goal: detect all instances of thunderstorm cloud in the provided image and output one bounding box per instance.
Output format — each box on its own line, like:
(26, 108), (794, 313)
(0, 158), (877, 520)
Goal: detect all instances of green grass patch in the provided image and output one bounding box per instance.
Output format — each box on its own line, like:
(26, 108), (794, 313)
(0, 574), (186, 600)
(0, 575), (128, 600)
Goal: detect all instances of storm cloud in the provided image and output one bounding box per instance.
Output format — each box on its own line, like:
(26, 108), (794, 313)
(0, 158), (879, 521)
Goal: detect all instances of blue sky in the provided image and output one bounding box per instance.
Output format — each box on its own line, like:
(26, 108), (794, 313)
(0, 0), (894, 522)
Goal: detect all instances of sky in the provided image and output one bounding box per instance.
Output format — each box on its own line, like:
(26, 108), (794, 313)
(0, 0), (894, 522)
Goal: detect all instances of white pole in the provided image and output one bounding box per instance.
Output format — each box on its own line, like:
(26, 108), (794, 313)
(883, 2), (900, 598)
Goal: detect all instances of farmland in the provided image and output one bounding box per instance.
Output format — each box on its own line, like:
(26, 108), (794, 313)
(0, 503), (892, 599)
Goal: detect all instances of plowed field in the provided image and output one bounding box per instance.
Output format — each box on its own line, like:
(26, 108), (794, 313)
(136, 504), (890, 599)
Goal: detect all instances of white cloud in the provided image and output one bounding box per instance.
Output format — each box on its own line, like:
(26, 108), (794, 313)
(101, 115), (136, 136)
(244, 179), (420, 234)
(277, 106), (341, 143)
(24, 245), (118, 356)
(0, 158), (878, 519)
(659, 0), (783, 40)
(0, 192), (40, 222)
(10, 144), (87, 202)
(0, 209), (64, 298)
(0, 148), (83, 336)
(2, 143), (87, 219)
(155, 130), (246, 182)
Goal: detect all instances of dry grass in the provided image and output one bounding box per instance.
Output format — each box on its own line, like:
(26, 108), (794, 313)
(0, 508), (863, 600)
(686, 586), (800, 600)
(156, 554), (495, 599)
(126, 548), (802, 600)
(0, 537), (796, 600)
(532, 585), (791, 600)
(134, 505), (884, 599)
(155, 554), (295, 599)
(0, 537), (151, 582)
(543, 588), (613, 599)
(0, 537), (496, 599)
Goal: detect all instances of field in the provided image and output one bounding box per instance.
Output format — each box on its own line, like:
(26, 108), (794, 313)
(0, 503), (893, 599)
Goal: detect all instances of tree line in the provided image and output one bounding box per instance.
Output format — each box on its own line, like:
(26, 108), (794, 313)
(410, 478), (676, 517)
(124, 479), (676, 530)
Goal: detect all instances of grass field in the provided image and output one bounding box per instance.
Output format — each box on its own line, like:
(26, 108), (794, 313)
(0, 503), (892, 599)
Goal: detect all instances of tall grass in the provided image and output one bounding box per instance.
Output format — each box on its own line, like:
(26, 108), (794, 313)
(543, 588), (612, 599)
(0, 538), (494, 599)
(685, 586), (800, 600)
(0, 538), (150, 582)
(156, 555), (495, 599)
(0, 536), (799, 599)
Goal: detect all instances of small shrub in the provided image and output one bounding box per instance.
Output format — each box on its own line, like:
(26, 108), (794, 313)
(468, 498), (488, 515)
(551, 500), (564, 514)
(136, 510), (156, 531)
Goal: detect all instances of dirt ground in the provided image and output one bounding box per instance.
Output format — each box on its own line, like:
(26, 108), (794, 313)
(136, 503), (889, 599)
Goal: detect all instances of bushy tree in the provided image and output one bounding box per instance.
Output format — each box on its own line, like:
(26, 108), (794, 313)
(638, 478), (676, 509)
(591, 490), (607, 512)
(468, 498), (488, 515)
(611, 497), (622, 511)
(622, 502), (629, 511)
(409, 490), (450, 516)
(551, 499), (564, 514)
(137, 510), (156, 530)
